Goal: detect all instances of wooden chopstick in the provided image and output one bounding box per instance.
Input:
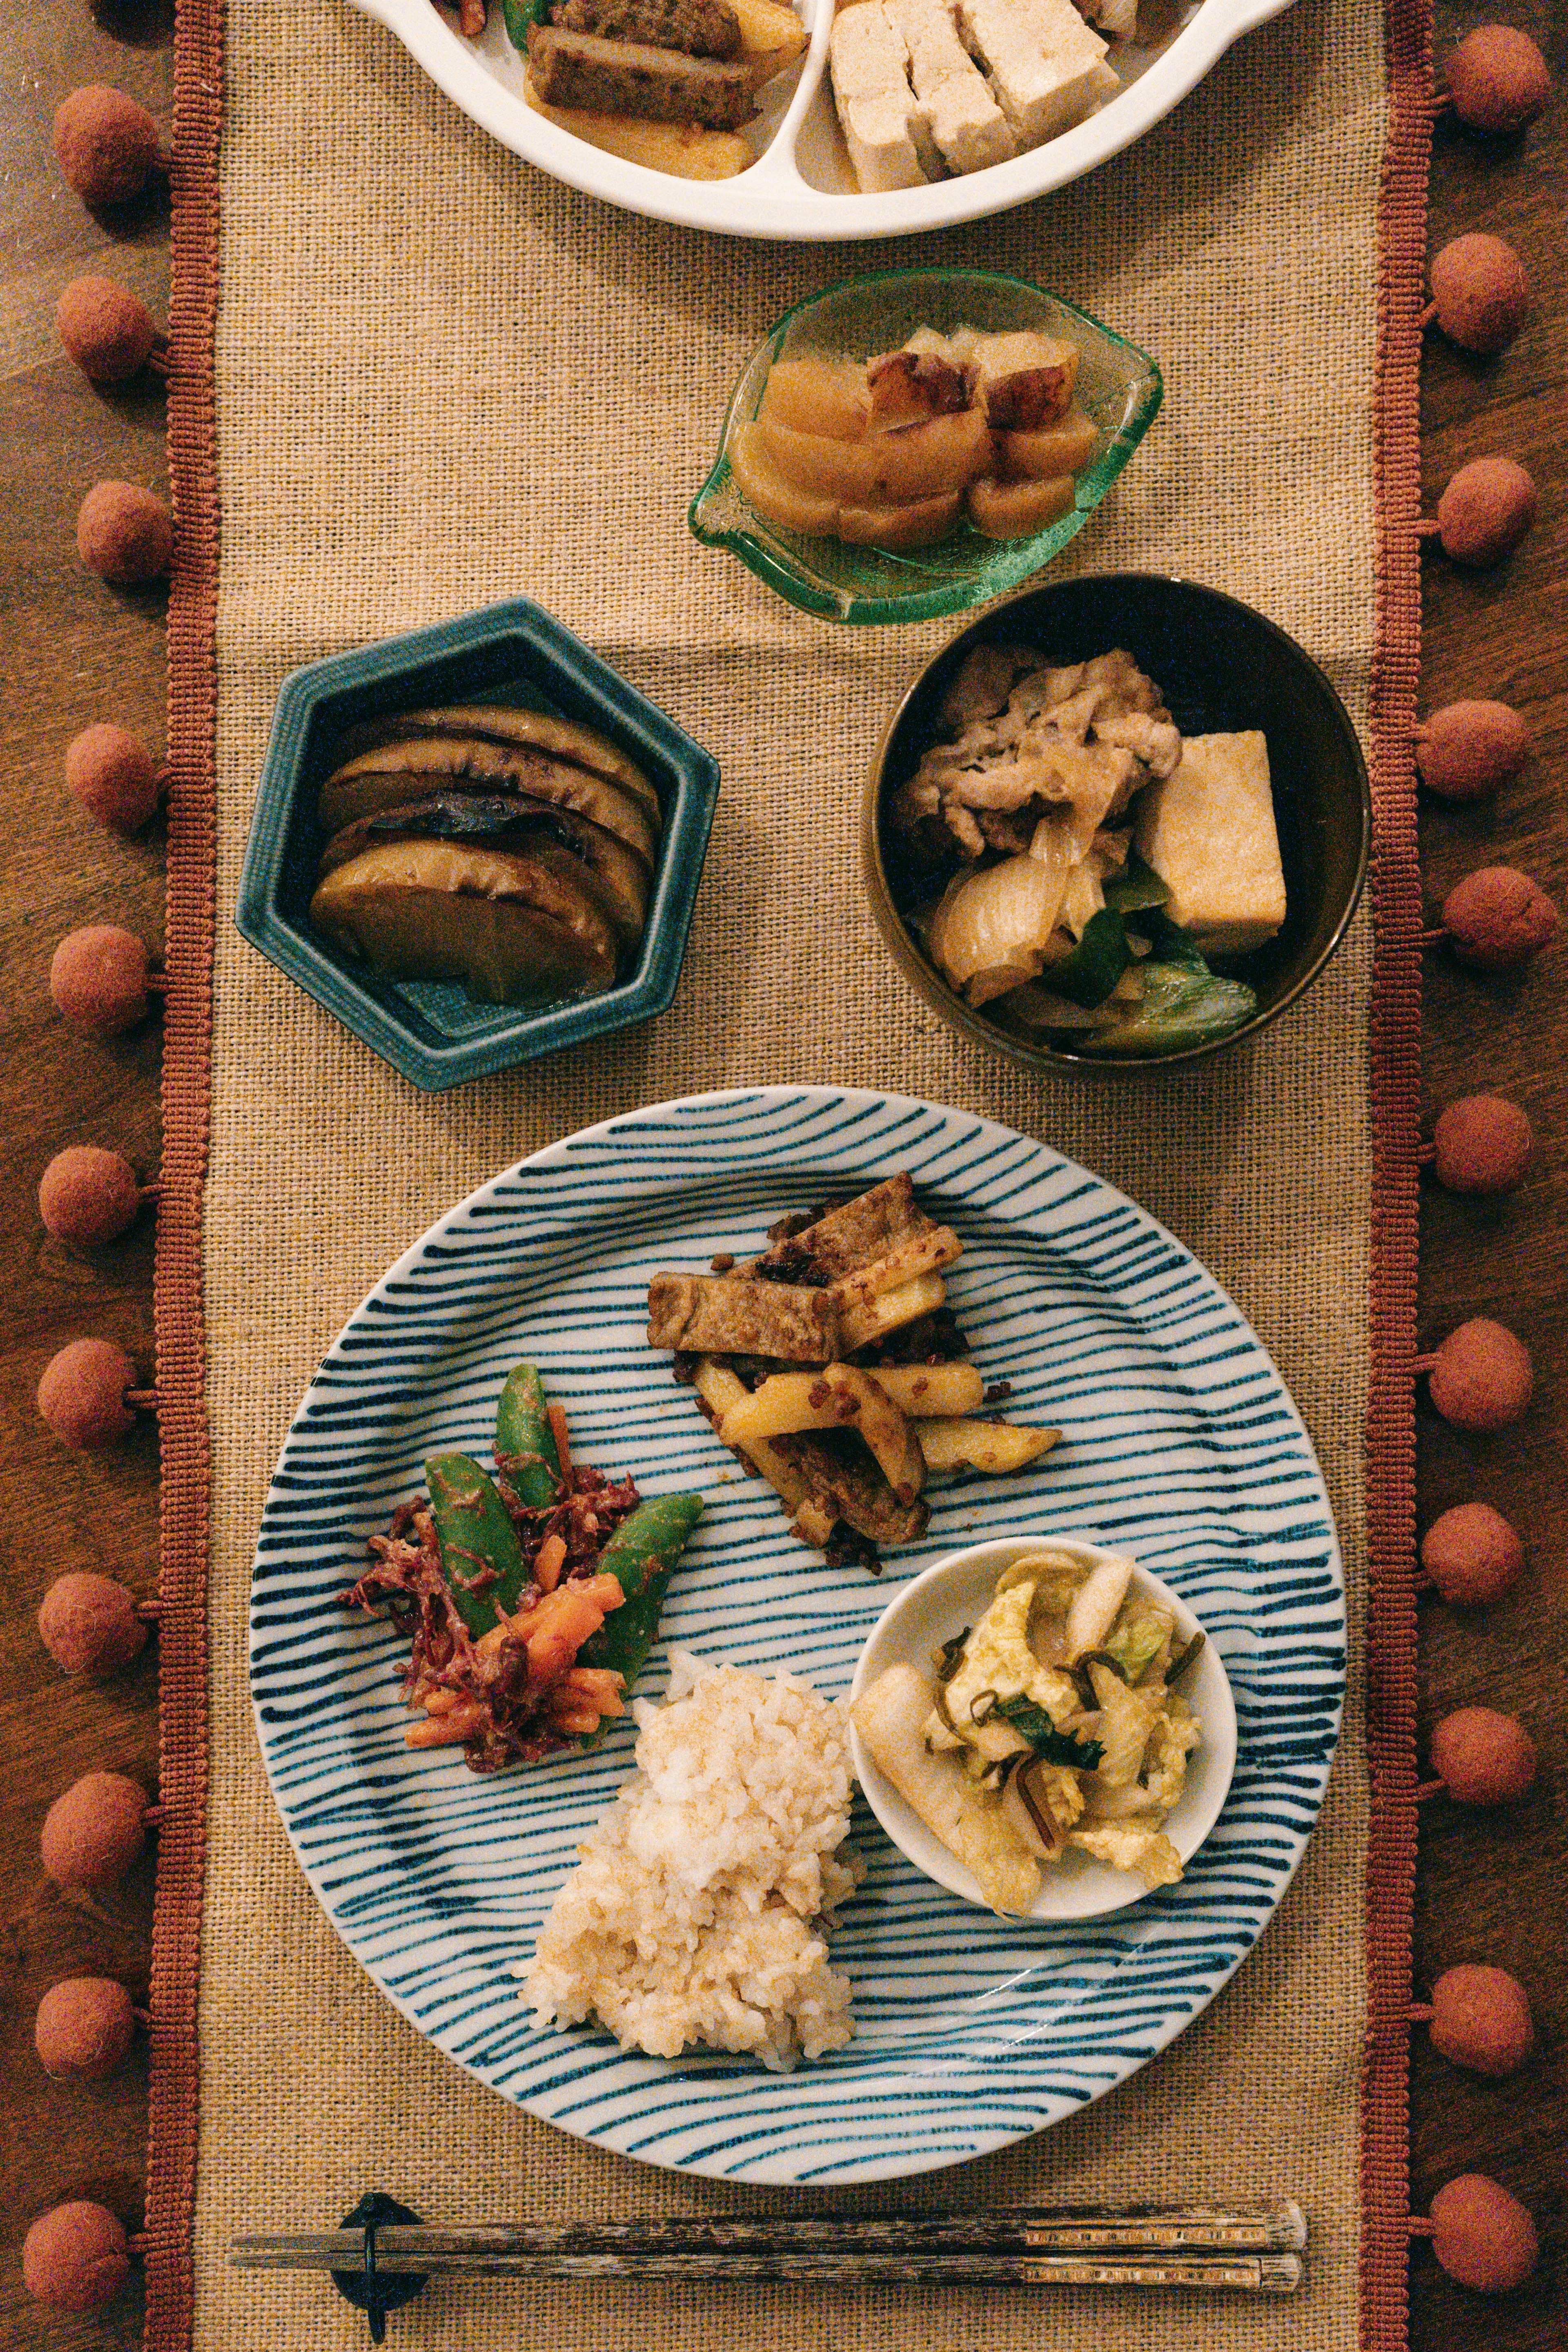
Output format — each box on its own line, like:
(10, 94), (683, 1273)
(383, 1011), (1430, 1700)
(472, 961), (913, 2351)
(230, 2204), (1305, 2293)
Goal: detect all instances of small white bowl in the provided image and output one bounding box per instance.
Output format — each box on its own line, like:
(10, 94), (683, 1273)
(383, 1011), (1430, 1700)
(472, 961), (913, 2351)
(849, 1534), (1238, 1924)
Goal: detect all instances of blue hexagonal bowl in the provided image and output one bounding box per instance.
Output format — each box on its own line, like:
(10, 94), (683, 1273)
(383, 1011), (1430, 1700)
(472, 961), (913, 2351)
(235, 600), (719, 1091)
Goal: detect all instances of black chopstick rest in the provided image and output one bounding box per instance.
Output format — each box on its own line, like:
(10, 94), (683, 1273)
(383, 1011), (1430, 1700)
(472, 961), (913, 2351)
(331, 2193), (429, 2344)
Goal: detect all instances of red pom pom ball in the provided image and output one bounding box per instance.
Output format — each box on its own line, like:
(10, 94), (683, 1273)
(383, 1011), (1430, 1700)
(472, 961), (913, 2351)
(35, 1977), (138, 2079)
(52, 85), (161, 206)
(49, 925), (152, 1032)
(77, 480), (173, 586)
(65, 722), (161, 833)
(1442, 867), (1559, 970)
(1415, 699), (1529, 800)
(21, 2201), (132, 2312)
(1425, 1317), (1532, 1430)
(1430, 2174), (1539, 2293)
(38, 1144), (142, 1246)
(40, 1770), (149, 1892)
(55, 275), (157, 383)
(1430, 1706), (1537, 1805)
(1420, 1502), (1525, 1605)
(1429, 233), (1530, 354)
(1446, 24), (1551, 133)
(38, 1572), (148, 1675)
(37, 1338), (138, 1449)
(1436, 456), (1538, 565)
(1430, 1964), (1536, 2076)
(1431, 1095), (1534, 1193)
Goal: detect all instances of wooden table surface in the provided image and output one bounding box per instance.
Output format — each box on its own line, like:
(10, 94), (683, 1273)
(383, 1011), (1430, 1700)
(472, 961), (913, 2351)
(2, 0), (1564, 2343)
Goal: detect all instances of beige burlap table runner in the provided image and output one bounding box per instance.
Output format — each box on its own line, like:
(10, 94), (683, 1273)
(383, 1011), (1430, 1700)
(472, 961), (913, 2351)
(182, 0), (1394, 2338)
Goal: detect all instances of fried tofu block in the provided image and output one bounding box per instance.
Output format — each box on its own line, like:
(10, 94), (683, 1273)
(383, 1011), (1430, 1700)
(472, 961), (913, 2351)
(1132, 730), (1286, 954)
(647, 1273), (843, 1359)
(889, 0), (1016, 173)
(954, 0), (1115, 145)
(828, 2), (934, 189)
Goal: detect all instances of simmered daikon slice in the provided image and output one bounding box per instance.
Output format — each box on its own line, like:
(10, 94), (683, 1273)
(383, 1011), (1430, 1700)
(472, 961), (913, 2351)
(837, 486), (964, 549)
(729, 422), (840, 534)
(996, 406), (1100, 481)
(967, 472), (1076, 539)
(758, 358), (871, 441)
(759, 404), (990, 502)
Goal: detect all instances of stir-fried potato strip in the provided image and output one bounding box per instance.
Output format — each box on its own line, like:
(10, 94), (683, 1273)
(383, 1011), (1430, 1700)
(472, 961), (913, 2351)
(913, 1417), (1061, 1475)
(838, 1270), (948, 1351)
(829, 1225), (963, 1309)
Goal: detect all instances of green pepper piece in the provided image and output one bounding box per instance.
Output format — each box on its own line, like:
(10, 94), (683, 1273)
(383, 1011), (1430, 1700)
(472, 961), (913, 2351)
(494, 1364), (562, 1512)
(1089, 957), (1258, 1054)
(425, 1451), (528, 1639)
(577, 1492), (704, 1694)
(1101, 853), (1172, 916)
(1041, 907), (1131, 1008)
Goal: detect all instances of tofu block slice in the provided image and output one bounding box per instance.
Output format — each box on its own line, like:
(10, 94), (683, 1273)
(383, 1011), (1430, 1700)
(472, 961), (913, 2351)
(1133, 731), (1287, 954)
(829, 2), (935, 189)
(888, 0), (1016, 173)
(954, 0), (1116, 146)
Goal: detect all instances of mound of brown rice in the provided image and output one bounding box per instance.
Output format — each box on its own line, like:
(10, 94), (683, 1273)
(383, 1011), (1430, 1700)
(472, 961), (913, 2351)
(523, 1651), (861, 2071)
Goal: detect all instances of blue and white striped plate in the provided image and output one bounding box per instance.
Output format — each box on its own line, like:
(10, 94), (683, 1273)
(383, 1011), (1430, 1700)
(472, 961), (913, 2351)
(250, 1086), (1344, 2185)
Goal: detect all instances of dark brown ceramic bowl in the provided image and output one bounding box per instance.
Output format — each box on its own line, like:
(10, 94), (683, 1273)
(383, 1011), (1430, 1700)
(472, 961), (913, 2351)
(862, 573), (1372, 1071)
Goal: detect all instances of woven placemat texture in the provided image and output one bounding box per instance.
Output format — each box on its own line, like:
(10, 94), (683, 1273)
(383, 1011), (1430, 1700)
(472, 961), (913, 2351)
(196, 0), (1382, 2338)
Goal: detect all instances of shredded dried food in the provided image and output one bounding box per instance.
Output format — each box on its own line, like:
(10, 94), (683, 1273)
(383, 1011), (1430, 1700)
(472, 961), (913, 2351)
(345, 1361), (702, 1770)
(346, 1468), (642, 1771)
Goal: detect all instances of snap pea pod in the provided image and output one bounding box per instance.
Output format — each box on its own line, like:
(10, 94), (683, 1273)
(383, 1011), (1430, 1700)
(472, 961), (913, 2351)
(577, 1492), (704, 1692)
(494, 1364), (562, 1512)
(426, 1451), (528, 1639)
(499, 0), (548, 51)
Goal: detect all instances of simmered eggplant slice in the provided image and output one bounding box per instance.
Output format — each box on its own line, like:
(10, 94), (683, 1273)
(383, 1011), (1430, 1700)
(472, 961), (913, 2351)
(310, 838), (619, 1005)
(318, 739), (660, 867)
(336, 705), (662, 827)
(318, 793), (650, 945)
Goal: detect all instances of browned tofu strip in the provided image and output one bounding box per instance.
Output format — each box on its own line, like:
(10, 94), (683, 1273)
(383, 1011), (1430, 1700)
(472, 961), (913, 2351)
(755, 1173), (933, 1284)
(647, 1273), (842, 1361)
(774, 1433), (929, 1546)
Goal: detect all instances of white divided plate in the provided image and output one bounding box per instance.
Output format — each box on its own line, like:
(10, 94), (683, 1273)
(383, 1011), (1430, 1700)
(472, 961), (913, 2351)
(250, 1085), (1344, 2185)
(351, 0), (1299, 238)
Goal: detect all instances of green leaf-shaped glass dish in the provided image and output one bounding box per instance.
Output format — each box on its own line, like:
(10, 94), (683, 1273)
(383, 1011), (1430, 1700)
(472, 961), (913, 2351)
(689, 267), (1162, 627)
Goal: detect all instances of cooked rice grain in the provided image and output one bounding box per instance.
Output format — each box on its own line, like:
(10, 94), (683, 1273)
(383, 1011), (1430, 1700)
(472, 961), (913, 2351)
(523, 1651), (860, 2070)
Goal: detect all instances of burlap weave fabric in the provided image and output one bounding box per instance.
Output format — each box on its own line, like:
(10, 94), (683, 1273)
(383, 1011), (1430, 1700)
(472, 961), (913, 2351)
(199, 0), (1380, 2337)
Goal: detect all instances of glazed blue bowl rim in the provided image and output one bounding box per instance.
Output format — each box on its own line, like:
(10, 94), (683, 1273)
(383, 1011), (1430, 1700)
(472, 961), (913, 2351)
(234, 599), (720, 1091)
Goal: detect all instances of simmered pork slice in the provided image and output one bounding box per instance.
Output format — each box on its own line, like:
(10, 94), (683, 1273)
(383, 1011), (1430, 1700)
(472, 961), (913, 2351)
(755, 1173), (933, 1283)
(829, 2), (936, 189)
(647, 1274), (844, 1361)
(887, 0), (1016, 174)
(953, 0), (1117, 146)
